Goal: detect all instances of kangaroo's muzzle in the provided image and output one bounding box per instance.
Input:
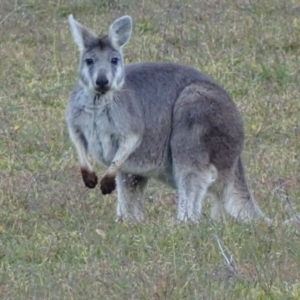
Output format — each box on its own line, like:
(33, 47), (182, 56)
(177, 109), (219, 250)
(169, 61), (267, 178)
(95, 75), (110, 94)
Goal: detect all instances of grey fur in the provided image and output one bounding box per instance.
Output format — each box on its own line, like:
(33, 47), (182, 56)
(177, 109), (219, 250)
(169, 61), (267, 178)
(65, 15), (271, 224)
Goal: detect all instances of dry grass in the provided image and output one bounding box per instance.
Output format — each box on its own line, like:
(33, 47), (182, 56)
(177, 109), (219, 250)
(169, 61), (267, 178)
(0, 0), (300, 299)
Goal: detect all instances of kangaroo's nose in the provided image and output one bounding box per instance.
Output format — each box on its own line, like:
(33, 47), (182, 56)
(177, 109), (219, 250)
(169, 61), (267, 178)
(96, 75), (109, 87)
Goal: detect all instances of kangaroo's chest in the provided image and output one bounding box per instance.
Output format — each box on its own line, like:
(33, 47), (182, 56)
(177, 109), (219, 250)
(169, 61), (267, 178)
(79, 106), (118, 167)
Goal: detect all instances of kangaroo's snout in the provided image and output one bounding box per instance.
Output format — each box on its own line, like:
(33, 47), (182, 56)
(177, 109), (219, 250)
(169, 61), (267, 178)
(95, 75), (110, 94)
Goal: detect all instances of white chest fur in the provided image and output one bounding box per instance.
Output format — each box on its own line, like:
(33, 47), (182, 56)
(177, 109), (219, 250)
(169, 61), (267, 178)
(77, 104), (118, 167)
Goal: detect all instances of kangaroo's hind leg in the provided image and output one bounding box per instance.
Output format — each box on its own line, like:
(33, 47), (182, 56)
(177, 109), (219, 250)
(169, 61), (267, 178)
(115, 172), (148, 222)
(207, 190), (224, 222)
(173, 163), (218, 223)
(170, 84), (221, 223)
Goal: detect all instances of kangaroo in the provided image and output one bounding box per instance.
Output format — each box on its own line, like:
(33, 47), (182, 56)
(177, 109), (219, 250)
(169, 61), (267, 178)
(65, 14), (271, 224)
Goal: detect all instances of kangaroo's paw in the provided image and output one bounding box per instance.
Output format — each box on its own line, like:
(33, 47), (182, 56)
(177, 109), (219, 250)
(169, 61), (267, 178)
(100, 173), (116, 195)
(81, 169), (98, 188)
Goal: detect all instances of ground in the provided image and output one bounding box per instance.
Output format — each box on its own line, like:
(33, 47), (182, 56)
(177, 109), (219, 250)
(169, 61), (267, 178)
(0, 0), (300, 299)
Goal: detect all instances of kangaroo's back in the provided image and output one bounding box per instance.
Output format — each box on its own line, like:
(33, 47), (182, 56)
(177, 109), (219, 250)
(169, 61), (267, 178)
(124, 62), (223, 109)
(123, 62), (214, 117)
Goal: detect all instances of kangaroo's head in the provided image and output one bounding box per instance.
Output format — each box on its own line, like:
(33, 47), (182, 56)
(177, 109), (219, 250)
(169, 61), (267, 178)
(68, 15), (132, 95)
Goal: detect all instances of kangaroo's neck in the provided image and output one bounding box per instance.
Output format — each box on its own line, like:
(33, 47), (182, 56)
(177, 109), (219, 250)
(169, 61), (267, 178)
(80, 84), (116, 109)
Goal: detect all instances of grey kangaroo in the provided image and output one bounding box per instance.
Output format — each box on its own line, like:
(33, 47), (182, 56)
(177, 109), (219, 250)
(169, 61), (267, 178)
(65, 14), (271, 223)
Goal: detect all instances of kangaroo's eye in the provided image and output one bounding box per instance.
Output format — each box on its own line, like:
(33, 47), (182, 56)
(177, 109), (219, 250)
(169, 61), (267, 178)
(111, 57), (118, 65)
(85, 58), (94, 66)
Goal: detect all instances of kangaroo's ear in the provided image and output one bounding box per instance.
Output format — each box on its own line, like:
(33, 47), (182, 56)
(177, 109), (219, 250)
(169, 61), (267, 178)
(108, 16), (132, 48)
(68, 14), (97, 52)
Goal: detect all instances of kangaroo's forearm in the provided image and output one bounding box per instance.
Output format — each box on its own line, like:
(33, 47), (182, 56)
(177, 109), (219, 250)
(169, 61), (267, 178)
(69, 127), (92, 171)
(106, 134), (141, 175)
(68, 126), (98, 188)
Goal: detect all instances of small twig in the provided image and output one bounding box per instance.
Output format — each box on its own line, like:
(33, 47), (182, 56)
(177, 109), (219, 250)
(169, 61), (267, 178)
(213, 235), (232, 266)
(272, 182), (300, 224)
(213, 234), (239, 276)
(283, 195), (300, 224)
(213, 234), (257, 283)
(0, 4), (25, 26)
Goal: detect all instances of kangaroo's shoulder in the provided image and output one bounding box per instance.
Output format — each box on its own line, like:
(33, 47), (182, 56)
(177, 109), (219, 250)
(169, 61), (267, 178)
(65, 84), (93, 123)
(66, 84), (85, 115)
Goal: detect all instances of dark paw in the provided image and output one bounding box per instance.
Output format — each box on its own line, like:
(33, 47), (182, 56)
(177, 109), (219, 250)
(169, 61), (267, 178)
(81, 169), (98, 188)
(100, 174), (116, 195)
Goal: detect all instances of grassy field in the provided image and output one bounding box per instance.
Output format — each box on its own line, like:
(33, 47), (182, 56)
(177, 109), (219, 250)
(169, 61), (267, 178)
(1, 0), (300, 299)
